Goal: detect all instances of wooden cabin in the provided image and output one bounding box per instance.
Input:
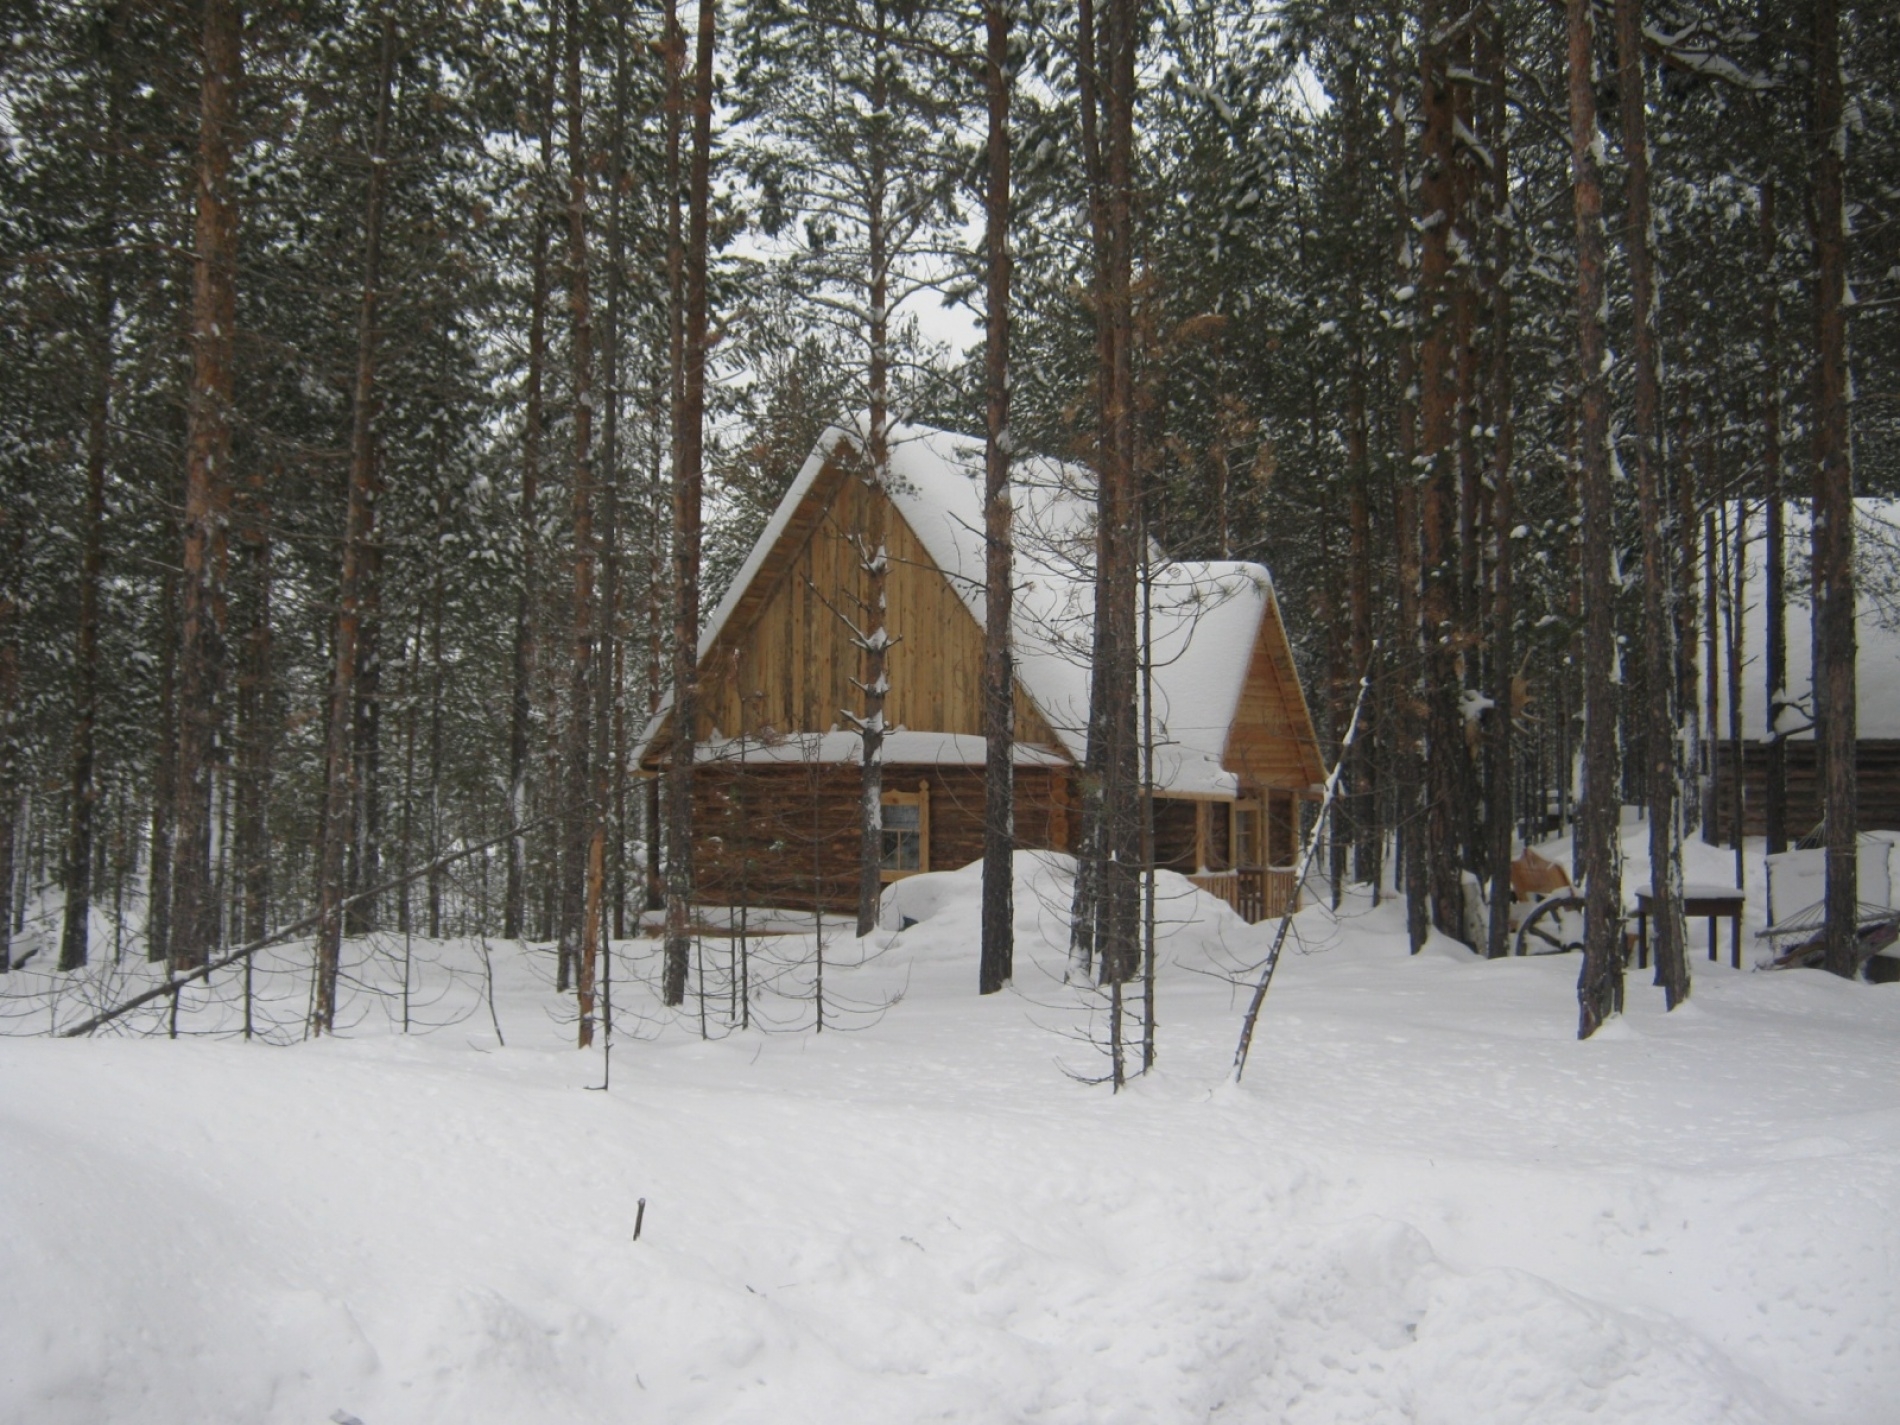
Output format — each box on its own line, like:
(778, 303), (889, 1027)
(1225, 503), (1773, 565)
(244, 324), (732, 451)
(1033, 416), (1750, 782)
(635, 421), (1326, 921)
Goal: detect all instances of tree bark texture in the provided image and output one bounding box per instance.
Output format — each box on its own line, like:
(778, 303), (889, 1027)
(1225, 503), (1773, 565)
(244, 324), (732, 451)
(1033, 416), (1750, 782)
(314, 17), (395, 1033)
(1616, 0), (1687, 1007)
(1481, 2), (1515, 961)
(1071, 0), (1141, 987)
(855, 4), (892, 941)
(1760, 181), (1789, 855)
(0, 496), (20, 971)
(233, 473), (271, 945)
(979, 0), (1014, 996)
(1567, 0), (1623, 1036)
(1417, 0), (1466, 943)
(563, 0), (601, 1031)
(170, 0), (242, 971)
(1811, 0), (1856, 979)
(664, 0), (715, 1006)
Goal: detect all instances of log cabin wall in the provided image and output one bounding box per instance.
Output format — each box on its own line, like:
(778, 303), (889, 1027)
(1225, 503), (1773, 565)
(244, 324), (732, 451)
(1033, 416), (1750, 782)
(689, 761), (1076, 913)
(1711, 739), (1900, 839)
(694, 457), (1060, 748)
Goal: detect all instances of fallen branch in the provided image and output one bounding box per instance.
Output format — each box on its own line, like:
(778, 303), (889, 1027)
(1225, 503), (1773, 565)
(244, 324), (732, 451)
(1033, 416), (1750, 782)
(1233, 673), (1369, 1084)
(59, 816), (559, 1039)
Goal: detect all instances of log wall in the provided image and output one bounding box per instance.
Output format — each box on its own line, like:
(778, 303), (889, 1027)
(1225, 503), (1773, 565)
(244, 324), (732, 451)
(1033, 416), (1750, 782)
(690, 761), (1076, 913)
(1710, 739), (1900, 840)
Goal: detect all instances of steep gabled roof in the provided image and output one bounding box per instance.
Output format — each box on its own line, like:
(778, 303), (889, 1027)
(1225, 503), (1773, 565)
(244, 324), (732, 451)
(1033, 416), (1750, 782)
(639, 418), (1323, 795)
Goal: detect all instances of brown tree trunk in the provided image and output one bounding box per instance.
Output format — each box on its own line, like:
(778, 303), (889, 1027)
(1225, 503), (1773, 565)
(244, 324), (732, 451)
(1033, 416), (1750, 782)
(1616, 0), (1687, 1005)
(170, 0), (242, 972)
(1388, 60), (1427, 954)
(1337, 48), (1377, 893)
(978, 0), (1014, 995)
(233, 472), (271, 944)
(506, 27), (558, 941)
(0, 494), (21, 971)
(1568, 0), (1623, 1036)
(1481, 1), (1515, 961)
(60, 247), (114, 971)
(1417, 0), (1465, 943)
(855, 2), (892, 940)
(1677, 413), (1702, 836)
(146, 568), (178, 962)
(603, 16), (630, 946)
(1811, 0), (1856, 978)
(1760, 181), (1789, 854)
(562, 0), (600, 1032)
(664, 0), (715, 1006)
(314, 17), (396, 1033)
(345, 460), (384, 937)
(1071, 0), (1141, 995)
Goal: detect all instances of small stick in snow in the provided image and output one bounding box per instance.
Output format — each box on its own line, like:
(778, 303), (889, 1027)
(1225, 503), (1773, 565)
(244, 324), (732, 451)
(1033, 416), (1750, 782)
(633, 1197), (647, 1241)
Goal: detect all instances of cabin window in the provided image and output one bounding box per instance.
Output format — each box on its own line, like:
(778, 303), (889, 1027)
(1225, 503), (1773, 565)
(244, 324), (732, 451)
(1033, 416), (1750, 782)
(880, 782), (931, 881)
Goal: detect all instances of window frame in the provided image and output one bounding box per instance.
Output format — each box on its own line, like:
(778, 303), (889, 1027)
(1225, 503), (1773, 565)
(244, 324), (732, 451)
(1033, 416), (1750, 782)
(880, 781), (931, 882)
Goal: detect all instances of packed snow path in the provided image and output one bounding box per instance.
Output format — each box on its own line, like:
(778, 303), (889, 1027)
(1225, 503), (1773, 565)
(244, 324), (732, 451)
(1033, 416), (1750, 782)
(4, 857), (1896, 1424)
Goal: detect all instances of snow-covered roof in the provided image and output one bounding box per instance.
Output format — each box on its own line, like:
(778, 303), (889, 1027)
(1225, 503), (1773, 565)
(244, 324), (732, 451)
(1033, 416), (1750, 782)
(1727, 500), (1900, 740)
(642, 418), (1315, 796)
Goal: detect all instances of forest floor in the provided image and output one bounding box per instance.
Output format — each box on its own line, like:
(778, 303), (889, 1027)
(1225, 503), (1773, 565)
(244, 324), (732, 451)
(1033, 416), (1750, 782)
(2, 836), (1897, 1425)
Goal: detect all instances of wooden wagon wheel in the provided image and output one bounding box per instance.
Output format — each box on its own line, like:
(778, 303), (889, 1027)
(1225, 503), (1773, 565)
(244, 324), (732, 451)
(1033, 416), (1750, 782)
(1514, 891), (1587, 956)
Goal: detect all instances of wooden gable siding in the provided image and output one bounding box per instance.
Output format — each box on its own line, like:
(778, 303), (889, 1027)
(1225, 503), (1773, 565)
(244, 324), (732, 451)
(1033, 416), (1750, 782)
(1221, 599), (1325, 790)
(695, 458), (1060, 748)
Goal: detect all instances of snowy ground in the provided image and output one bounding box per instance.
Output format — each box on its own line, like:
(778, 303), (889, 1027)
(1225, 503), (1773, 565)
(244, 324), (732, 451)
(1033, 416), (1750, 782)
(3, 840), (1897, 1425)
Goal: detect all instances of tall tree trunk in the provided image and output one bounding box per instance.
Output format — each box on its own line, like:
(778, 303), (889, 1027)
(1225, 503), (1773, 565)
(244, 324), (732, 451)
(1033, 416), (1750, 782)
(1677, 412), (1702, 836)
(855, 0), (892, 940)
(426, 475), (447, 936)
(1811, 0), (1856, 978)
(1389, 61), (1428, 954)
(562, 0), (600, 1029)
(233, 472), (271, 944)
(1616, 0), (1686, 1005)
(346, 462), (384, 936)
(1482, 0), (1516, 961)
(1068, 0), (1107, 979)
(978, 0), (1014, 995)
(171, 0), (242, 972)
(664, 0), (715, 1006)
(314, 17), (396, 1033)
(1760, 181), (1789, 854)
(0, 493), (21, 971)
(506, 26), (558, 941)
(147, 568), (177, 962)
(60, 242), (115, 972)
(646, 369), (667, 914)
(1417, 0), (1465, 942)
(61, 3), (125, 970)
(1337, 48), (1377, 893)
(1072, 0), (1141, 991)
(1567, 0), (1623, 1036)
(603, 13), (630, 946)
